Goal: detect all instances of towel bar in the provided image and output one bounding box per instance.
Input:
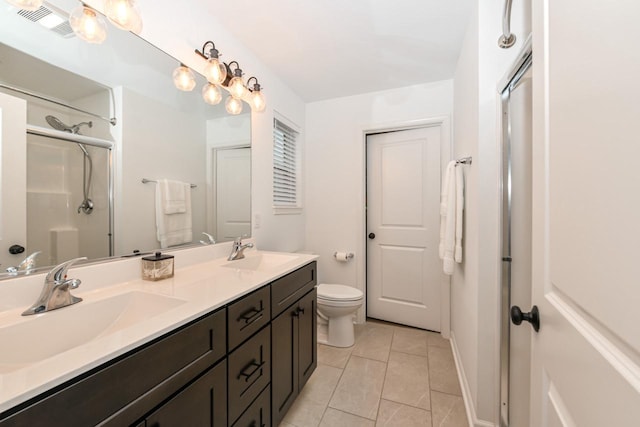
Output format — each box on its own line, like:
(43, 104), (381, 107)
(142, 178), (197, 188)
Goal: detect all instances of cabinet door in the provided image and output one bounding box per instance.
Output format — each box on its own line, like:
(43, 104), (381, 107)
(146, 360), (227, 427)
(271, 305), (299, 426)
(297, 289), (317, 389)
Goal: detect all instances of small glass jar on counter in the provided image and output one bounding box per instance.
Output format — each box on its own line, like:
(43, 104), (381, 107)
(141, 251), (174, 281)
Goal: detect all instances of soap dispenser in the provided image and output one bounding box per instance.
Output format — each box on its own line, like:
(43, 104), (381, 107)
(141, 252), (174, 281)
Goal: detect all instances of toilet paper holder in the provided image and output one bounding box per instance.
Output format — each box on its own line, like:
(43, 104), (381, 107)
(333, 252), (354, 260)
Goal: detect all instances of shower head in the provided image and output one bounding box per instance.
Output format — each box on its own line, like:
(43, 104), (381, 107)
(45, 115), (73, 133)
(45, 116), (93, 135)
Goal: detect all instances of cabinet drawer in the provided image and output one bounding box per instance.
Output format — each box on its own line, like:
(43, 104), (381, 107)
(0, 308), (226, 427)
(271, 262), (316, 318)
(228, 286), (270, 351)
(232, 384), (270, 427)
(146, 360), (227, 427)
(228, 325), (271, 424)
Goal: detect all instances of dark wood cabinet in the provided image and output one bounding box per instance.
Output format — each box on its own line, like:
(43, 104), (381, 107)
(228, 325), (271, 424)
(271, 288), (317, 427)
(145, 360), (227, 427)
(231, 385), (270, 427)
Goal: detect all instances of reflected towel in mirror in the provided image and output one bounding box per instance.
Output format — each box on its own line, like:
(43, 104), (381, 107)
(155, 180), (192, 248)
(159, 179), (187, 214)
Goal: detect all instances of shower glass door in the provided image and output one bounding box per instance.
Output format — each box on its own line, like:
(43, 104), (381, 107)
(499, 42), (533, 427)
(26, 134), (112, 266)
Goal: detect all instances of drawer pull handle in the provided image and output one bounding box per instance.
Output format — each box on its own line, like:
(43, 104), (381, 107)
(292, 306), (305, 317)
(238, 307), (264, 325)
(238, 359), (265, 382)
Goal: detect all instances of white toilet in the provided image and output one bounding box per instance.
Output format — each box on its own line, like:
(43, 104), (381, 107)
(317, 283), (364, 348)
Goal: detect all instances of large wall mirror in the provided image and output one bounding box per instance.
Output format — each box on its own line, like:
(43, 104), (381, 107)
(0, 0), (251, 277)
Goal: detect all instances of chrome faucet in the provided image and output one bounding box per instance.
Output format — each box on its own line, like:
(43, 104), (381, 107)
(228, 237), (254, 261)
(200, 232), (216, 245)
(22, 257), (87, 316)
(6, 251), (42, 275)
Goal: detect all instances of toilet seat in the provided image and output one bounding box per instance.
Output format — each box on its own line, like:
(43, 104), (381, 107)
(317, 284), (363, 302)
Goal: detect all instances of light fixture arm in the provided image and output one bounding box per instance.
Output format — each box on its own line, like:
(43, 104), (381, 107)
(246, 76), (262, 92)
(195, 40), (221, 60)
(227, 61), (243, 77)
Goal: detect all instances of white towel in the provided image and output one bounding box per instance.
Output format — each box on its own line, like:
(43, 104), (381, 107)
(439, 161), (455, 259)
(159, 179), (187, 214)
(155, 180), (192, 248)
(455, 163), (464, 263)
(439, 161), (465, 275)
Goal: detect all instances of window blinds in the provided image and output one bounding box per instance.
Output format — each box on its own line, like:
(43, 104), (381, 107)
(273, 118), (299, 206)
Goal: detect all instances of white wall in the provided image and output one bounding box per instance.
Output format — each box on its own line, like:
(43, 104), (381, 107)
(81, 0), (308, 253)
(451, 0), (531, 424)
(114, 87), (206, 255)
(305, 80), (453, 319)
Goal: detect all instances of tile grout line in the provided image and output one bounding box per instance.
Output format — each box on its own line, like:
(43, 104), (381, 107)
(319, 344), (352, 426)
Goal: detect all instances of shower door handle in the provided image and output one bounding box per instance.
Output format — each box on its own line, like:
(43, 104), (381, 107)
(510, 305), (540, 332)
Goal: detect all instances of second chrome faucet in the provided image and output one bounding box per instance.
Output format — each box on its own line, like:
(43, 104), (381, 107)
(228, 237), (254, 261)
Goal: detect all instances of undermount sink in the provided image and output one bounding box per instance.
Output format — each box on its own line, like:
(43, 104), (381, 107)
(0, 291), (186, 370)
(222, 252), (298, 272)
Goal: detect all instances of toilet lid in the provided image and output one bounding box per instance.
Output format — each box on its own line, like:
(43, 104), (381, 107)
(317, 284), (363, 301)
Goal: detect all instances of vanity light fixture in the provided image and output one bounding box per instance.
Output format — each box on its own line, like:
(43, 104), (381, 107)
(246, 77), (266, 113)
(195, 41), (227, 85)
(202, 83), (222, 105)
(69, 4), (107, 44)
(172, 63), (196, 91)
(192, 41), (266, 113)
(104, 0), (143, 34)
(227, 61), (248, 100)
(5, 0), (42, 11)
(225, 95), (243, 115)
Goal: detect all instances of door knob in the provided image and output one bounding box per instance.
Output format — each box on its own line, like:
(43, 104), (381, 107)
(510, 305), (540, 332)
(368, 233), (376, 239)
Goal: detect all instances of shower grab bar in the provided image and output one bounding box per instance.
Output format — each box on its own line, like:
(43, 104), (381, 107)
(0, 82), (117, 126)
(456, 156), (472, 165)
(142, 178), (197, 188)
(498, 0), (516, 48)
(27, 125), (113, 149)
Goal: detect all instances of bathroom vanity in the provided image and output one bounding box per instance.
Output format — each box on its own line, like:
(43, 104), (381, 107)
(0, 248), (317, 427)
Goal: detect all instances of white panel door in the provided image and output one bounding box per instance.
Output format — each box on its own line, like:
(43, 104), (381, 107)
(530, 1), (640, 425)
(0, 92), (27, 269)
(215, 147), (251, 242)
(367, 126), (442, 330)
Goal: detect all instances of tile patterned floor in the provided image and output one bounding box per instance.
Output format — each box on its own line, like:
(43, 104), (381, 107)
(280, 319), (467, 427)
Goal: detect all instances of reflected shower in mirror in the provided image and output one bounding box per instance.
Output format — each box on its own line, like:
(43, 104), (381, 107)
(0, 1), (251, 277)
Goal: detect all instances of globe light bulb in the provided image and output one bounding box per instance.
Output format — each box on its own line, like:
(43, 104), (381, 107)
(105, 0), (143, 33)
(6, 0), (43, 11)
(225, 96), (243, 115)
(70, 5), (107, 44)
(204, 57), (227, 85)
(202, 83), (222, 105)
(228, 75), (247, 99)
(250, 90), (266, 112)
(172, 65), (196, 91)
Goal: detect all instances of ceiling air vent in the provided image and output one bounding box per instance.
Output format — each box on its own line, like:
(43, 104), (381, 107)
(16, 4), (75, 38)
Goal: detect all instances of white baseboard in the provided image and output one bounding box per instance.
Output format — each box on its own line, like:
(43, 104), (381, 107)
(449, 331), (497, 427)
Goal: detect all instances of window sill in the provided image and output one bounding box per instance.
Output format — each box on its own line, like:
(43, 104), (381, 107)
(273, 206), (303, 215)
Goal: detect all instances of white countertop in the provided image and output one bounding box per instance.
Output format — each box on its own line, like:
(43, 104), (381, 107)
(0, 247), (318, 413)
